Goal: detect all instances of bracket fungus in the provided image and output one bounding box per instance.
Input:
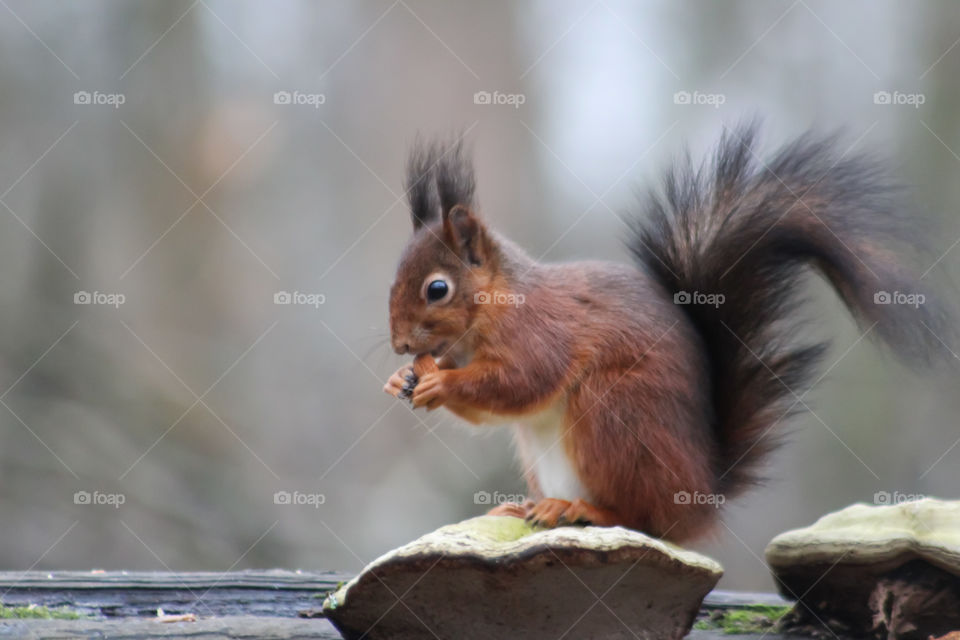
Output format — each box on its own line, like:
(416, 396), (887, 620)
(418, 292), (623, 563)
(322, 515), (722, 640)
(765, 498), (960, 640)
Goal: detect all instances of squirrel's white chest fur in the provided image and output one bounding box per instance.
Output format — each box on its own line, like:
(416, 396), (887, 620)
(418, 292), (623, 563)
(510, 398), (589, 502)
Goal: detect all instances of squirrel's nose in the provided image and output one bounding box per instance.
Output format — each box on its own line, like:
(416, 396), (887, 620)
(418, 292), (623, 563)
(393, 341), (409, 355)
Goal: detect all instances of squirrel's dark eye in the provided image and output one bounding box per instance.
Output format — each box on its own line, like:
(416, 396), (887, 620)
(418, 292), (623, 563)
(421, 273), (454, 305)
(426, 279), (449, 302)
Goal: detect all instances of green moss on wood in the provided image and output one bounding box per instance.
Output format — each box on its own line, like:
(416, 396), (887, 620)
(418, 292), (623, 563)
(0, 602), (86, 620)
(694, 604), (791, 634)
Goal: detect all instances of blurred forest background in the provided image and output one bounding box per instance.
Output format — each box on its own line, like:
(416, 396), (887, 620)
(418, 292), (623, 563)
(0, 0), (958, 591)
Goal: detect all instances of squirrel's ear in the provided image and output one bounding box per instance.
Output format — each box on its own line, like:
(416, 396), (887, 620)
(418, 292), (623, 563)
(443, 205), (485, 265)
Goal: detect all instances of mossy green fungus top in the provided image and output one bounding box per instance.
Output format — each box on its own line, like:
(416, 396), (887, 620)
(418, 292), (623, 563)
(324, 515), (723, 613)
(444, 513), (544, 543)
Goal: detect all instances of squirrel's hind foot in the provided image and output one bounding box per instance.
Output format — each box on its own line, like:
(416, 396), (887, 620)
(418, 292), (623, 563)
(525, 498), (621, 528)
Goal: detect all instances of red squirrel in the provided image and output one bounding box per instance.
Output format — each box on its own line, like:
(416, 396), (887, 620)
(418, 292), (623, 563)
(383, 124), (952, 543)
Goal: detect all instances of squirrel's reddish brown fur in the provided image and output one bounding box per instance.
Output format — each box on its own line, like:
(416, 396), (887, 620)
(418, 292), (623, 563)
(383, 125), (953, 543)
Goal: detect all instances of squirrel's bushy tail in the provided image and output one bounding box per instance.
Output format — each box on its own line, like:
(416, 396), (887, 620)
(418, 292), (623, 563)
(629, 122), (954, 498)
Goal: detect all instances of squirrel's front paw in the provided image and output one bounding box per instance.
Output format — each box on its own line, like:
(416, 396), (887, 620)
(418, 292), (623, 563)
(383, 364), (417, 400)
(410, 371), (446, 410)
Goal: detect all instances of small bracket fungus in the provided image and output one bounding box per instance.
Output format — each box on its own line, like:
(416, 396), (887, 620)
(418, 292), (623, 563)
(322, 515), (722, 640)
(765, 498), (960, 640)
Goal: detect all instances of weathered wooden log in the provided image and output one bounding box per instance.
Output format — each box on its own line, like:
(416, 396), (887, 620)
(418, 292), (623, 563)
(0, 569), (791, 639)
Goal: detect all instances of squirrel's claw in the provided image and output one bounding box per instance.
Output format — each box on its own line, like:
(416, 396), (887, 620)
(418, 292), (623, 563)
(399, 372), (418, 400)
(526, 498), (617, 528)
(384, 365), (416, 400)
(525, 498), (572, 528)
(385, 355), (439, 402)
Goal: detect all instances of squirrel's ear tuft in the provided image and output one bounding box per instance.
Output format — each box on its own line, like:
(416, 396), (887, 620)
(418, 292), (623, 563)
(443, 205), (485, 265)
(405, 138), (441, 230)
(432, 136), (482, 263)
(435, 138), (475, 216)
(405, 135), (476, 232)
